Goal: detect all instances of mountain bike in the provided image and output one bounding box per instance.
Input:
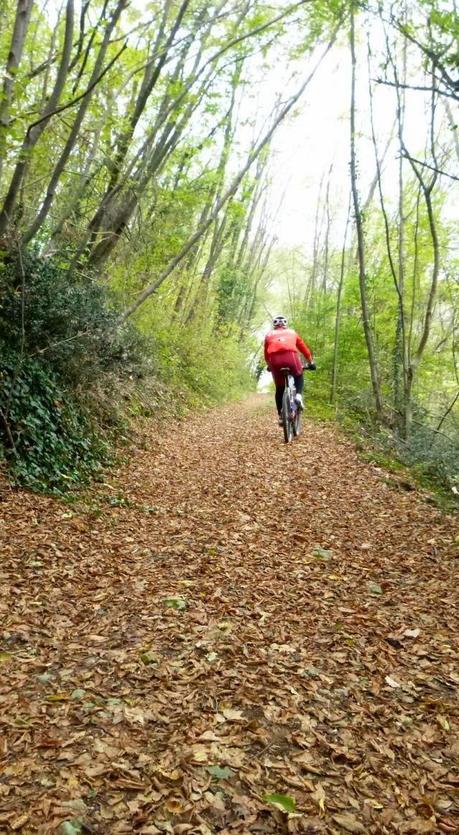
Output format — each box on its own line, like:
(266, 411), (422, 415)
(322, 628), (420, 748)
(279, 364), (315, 443)
(280, 367), (302, 444)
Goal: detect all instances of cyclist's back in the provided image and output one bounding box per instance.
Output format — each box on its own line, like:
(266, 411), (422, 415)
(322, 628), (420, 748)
(264, 315), (315, 421)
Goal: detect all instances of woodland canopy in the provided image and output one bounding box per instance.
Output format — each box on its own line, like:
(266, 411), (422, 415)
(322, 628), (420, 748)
(0, 0), (457, 493)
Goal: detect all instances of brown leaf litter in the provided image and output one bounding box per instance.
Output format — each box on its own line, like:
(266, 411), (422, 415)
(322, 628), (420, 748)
(0, 396), (457, 833)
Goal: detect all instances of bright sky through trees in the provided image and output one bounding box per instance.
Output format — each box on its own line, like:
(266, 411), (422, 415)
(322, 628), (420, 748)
(264, 27), (457, 251)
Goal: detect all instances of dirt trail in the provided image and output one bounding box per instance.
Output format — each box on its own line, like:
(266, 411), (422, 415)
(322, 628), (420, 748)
(0, 396), (458, 834)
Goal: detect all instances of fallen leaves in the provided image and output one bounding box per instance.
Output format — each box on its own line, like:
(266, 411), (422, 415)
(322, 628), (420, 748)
(0, 397), (457, 833)
(220, 707), (245, 722)
(206, 765), (234, 780)
(263, 792), (296, 813)
(385, 675), (402, 688)
(162, 597), (187, 610)
(368, 581), (383, 595)
(332, 813), (366, 832)
(10, 815), (30, 831)
(313, 546), (333, 560)
(404, 627), (421, 638)
(312, 782), (326, 813)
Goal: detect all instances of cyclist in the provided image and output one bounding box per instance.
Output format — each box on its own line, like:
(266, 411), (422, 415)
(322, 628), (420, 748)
(264, 315), (315, 423)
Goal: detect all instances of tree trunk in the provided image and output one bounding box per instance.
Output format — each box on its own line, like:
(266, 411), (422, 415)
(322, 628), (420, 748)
(87, 0), (191, 247)
(382, 17), (409, 433)
(118, 31), (338, 323)
(402, 71), (440, 438)
(0, 0), (34, 184)
(330, 193), (351, 404)
(350, 4), (384, 420)
(0, 0), (75, 237)
(83, 1), (327, 271)
(185, 216), (228, 324)
(19, 0), (127, 244)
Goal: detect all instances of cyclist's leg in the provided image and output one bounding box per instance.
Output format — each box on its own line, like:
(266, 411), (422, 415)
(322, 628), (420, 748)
(275, 383), (284, 415)
(269, 360), (287, 418)
(293, 371), (304, 409)
(293, 372), (304, 394)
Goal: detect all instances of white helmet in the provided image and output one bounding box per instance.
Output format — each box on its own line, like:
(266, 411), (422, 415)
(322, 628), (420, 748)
(273, 315), (288, 328)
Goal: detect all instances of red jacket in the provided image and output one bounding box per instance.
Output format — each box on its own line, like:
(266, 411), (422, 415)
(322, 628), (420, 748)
(264, 327), (313, 364)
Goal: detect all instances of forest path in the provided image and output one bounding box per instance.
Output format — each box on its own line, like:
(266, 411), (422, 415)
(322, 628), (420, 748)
(0, 396), (458, 834)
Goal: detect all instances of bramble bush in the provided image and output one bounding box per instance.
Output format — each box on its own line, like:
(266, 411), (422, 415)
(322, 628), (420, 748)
(0, 249), (144, 492)
(0, 351), (109, 493)
(0, 248), (257, 492)
(0, 249), (144, 385)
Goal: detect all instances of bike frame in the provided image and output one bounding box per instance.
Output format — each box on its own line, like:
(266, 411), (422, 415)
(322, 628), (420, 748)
(280, 368), (301, 443)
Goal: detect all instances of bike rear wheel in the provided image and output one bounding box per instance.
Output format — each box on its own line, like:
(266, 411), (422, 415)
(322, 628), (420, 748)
(281, 389), (293, 443)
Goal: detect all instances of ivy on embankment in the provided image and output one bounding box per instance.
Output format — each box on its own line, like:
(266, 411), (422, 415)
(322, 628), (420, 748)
(0, 249), (142, 494)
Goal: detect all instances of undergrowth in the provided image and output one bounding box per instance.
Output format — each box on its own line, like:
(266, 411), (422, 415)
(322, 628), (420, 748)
(0, 249), (138, 493)
(0, 248), (256, 494)
(307, 394), (458, 511)
(0, 351), (110, 493)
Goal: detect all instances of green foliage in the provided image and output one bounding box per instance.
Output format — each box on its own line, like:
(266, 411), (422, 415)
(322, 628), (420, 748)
(263, 793), (296, 813)
(0, 249), (143, 387)
(0, 350), (109, 493)
(135, 302), (255, 407)
(216, 264), (250, 326)
(0, 249), (145, 493)
(278, 187), (458, 495)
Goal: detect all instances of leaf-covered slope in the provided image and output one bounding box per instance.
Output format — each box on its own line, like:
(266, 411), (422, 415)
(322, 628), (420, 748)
(0, 397), (457, 833)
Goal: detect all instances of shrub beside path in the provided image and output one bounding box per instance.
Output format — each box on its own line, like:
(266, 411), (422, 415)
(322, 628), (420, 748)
(0, 396), (457, 833)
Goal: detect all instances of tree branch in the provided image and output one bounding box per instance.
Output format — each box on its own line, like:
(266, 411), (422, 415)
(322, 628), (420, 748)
(435, 390), (459, 434)
(117, 28), (339, 324)
(25, 41), (128, 138)
(375, 77), (459, 102)
(400, 149), (459, 182)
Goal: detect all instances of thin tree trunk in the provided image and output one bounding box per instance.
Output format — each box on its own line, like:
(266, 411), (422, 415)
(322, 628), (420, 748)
(314, 163), (333, 355)
(238, 232), (274, 339)
(321, 165), (333, 293)
(39, 10), (60, 112)
(87, 0), (190, 245)
(19, 0), (127, 244)
(118, 30), (339, 323)
(350, 4), (384, 420)
(173, 201), (216, 320)
(82, 38), (202, 265)
(444, 100), (459, 161)
(368, 28), (408, 429)
(306, 173), (324, 307)
(381, 14), (411, 433)
(184, 61), (243, 323)
(403, 72), (440, 438)
(86, 102), (197, 267)
(435, 390), (459, 434)
(233, 162), (267, 272)
(185, 216), (228, 324)
(83, 0), (320, 267)
(47, 119), (105, 244)
(243, 242), (273, 330)
(394, 52), (407, 430)
(330, 192), (351, 404)
(0, 0), (34, 184)
(0, 0), (75, 236)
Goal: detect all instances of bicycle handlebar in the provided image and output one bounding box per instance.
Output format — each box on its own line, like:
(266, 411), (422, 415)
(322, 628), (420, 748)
(267, 362), (316, 372)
